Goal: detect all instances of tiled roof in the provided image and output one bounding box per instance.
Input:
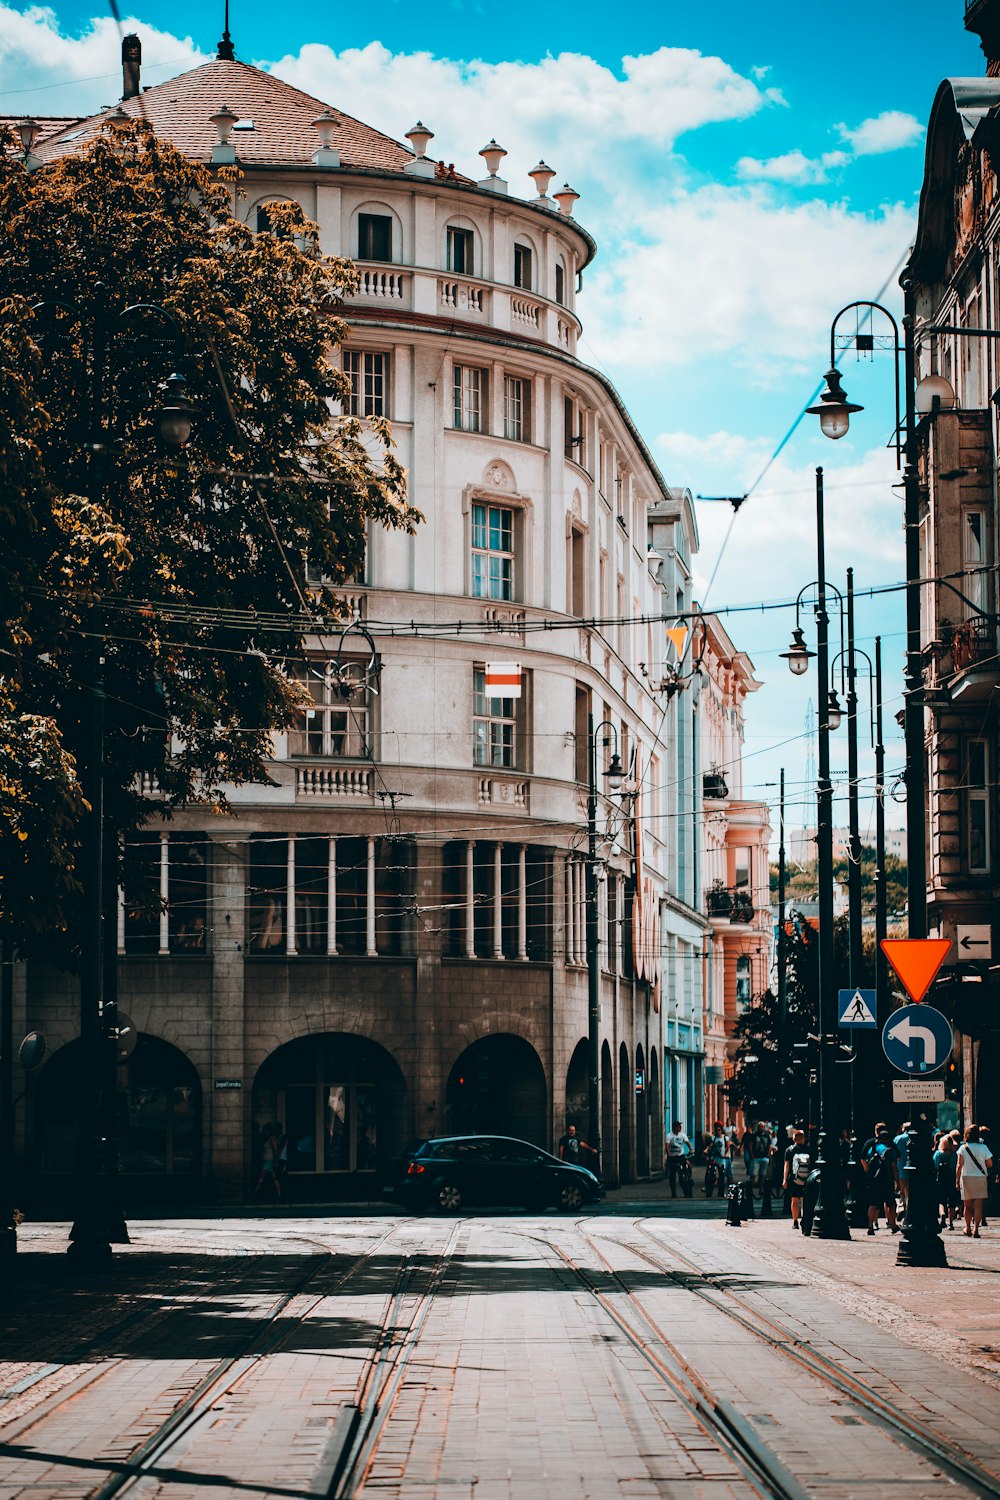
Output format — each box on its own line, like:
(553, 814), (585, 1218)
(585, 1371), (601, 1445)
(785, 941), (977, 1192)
(1, 117), (86, 150)
(31, 58), (415, 173)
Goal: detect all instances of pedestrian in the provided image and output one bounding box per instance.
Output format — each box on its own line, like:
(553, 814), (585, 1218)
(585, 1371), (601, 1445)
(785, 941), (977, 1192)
(859, 1122), (900, 1234)
(750, 1121), (771, 1197)
(254, 1121), (281, 1200)
(782, 1129), (810, 1229)
(933, 1131), (959, 1230)
(706, 1124), (732, 1198)
(740, 1122), (755, 1182)
(558, 1123), (591, 1167)
(664, 1119), (693, 1198)
(957, 1124), (993, 1238)
(893, 1122), (911, 1206)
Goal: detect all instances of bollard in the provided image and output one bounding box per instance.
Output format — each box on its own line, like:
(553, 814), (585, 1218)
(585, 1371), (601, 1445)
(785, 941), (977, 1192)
(725, 1183), (743, 1227)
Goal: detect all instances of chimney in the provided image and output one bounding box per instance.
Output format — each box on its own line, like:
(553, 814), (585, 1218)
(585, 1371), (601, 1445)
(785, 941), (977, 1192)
(966, 0), (1000, 75)
(122, 34), (141, 100)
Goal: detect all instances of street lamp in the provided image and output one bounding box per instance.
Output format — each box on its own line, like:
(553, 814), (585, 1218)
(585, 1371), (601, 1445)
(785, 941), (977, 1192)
(586, 716), (625, 1179)
(806, 368), (863, 441)
(32, 285), (193, 1268)
(784, 468), (850, 1239)
(810, 298), (946, 1269)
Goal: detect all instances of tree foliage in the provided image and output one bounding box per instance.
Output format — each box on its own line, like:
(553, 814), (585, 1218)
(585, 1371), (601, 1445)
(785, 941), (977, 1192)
(771, 845), (908, 918)
(725, 917), (850, 1125)
(0, 122), (421, 956)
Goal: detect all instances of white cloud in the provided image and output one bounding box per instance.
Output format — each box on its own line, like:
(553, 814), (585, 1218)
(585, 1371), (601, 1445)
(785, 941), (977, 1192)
(0, 5), (205, 116)
(737, 148), (845, 185)
(836, 110), (924, 157)
(272, 40), (776, 184)
(580, 185), (913, 375)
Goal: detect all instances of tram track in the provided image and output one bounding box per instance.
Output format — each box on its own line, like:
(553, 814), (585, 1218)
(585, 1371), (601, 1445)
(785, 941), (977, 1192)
(328, 1222), (465, 1499)
(583, 1219), (1000, 1500)
(0, 1223), (404, 1500)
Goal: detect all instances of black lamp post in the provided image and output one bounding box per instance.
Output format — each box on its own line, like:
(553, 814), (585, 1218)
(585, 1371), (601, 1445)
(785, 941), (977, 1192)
(32, 286), (193, 1267)
(809, 299), (946, 1268)
(781, 469), (851, 1239)
(586, 715), (625, 1180)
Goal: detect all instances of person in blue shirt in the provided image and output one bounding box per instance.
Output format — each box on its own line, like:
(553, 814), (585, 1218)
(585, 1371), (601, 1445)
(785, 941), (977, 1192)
(893, 1123), (911, 1207)
(861, 1122), (901, 1234)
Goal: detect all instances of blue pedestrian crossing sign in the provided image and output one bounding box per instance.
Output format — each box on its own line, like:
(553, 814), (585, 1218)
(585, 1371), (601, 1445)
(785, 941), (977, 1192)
(838, 989), (877, 1027)
(882, 1004), (954, 1074)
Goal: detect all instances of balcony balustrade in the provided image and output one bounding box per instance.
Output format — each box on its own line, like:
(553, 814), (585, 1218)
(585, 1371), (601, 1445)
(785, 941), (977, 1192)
(296, 765), (373, 799)
(438, 276), (488, 318)
(352, 264), (410, 304)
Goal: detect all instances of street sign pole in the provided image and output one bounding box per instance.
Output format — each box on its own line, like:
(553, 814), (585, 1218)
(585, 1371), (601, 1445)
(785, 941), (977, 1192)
(881, 940), (950, 1268)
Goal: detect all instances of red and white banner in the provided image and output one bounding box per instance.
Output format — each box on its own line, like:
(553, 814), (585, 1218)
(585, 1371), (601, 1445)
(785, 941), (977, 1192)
(485, 662), (522, 698)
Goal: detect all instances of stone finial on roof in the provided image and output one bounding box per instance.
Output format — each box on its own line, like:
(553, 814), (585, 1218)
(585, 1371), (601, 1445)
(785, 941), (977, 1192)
(312, 109), (340, 168)
(528, 161), (556, 206)
(554, 183), (580, 217)
(478, 139), (507, 195)
(404, 121), (435, 178)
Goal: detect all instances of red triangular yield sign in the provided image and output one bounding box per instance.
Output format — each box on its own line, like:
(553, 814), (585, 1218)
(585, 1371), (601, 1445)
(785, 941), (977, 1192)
(880, 938), (952, 1002)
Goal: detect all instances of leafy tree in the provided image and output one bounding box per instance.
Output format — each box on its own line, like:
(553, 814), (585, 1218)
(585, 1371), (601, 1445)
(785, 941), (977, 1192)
(0, 121), (420, 956)
(771, 846), (908, 917)
(726, 916), (851, 1125)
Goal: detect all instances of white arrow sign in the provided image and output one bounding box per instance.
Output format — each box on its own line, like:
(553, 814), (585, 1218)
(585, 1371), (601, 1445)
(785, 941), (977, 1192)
(886, 1015), (939, 1068)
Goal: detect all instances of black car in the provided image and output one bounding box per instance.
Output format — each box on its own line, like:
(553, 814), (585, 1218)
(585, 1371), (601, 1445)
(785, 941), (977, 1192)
(385, 1134), (604, 1214)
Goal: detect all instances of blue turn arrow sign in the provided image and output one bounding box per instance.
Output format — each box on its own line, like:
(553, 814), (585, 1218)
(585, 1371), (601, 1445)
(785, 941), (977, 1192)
(882, 1004), (954, 1075)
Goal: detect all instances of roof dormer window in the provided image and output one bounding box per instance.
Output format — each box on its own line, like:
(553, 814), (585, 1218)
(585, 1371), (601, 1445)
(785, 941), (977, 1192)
(232, 118), (255, 131)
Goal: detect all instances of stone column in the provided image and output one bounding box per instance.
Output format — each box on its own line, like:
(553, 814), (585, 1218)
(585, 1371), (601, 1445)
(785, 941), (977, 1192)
(366, 836), (377, 956)
(326, 837), (338, 955)
(493, 844), (504, 959)
(158, 832), (169, 954)
(517, 844), (528, 960)
(565, 857), (575, 967)
(465, 841), (476, 958)
(285, 834), (297, 957)
(208, 835), (247, 1203)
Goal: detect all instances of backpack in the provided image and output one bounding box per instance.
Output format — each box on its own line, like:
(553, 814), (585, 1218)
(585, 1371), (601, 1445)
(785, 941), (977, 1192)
(791, 1151), (811, 1185)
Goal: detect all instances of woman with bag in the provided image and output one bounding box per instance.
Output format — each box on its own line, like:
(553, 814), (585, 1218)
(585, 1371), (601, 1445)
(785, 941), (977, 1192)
(956, 1124), (993, 1238)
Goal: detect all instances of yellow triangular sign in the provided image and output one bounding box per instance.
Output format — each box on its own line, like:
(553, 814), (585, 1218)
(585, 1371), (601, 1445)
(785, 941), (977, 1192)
(665, 625), (688, 657)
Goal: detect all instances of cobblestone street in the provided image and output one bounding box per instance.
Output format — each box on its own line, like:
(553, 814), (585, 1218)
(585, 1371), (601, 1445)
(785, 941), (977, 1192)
(0, 1207), (997, 1499)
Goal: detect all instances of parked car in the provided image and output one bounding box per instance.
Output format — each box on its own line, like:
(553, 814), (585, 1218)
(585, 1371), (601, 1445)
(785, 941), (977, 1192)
(384, 1134), (605, 1214)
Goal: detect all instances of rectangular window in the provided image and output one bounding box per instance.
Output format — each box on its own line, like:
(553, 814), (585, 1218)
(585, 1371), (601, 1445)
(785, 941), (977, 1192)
(963, 509), (987, 615)
(570, 526), (585, 617)
(358, 213), (392, 262)
(447, 226), (474, 274)
(503, 374), (531, 442)
(513, 242), (532, 290)
(564, 395), (586, 465)
(555, 263), (565, 306)
(473, 667), (518, 768)
(453, 364), (485, 432)
(471, 502), (514, 600)
(123, 834), (208, 955)
(967, 740), (991, 873)
(287, 661), (370, 758)
(343, 350), (388, 417)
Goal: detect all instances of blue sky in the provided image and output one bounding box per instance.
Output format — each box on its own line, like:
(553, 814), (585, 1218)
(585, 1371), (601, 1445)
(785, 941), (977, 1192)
(0, 1), (985, 849)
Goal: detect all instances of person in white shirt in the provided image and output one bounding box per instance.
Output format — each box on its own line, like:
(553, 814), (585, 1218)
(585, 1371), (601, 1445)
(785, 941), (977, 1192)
(957, 1124), (994, 1238)
(665, 1121), (692, 1198)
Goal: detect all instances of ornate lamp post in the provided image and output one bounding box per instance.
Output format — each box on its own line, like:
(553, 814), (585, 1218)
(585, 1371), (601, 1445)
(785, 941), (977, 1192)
(781, 469), (850, 1239)
(586, 716), (625, 1179)
(808, 298), (947, 1268)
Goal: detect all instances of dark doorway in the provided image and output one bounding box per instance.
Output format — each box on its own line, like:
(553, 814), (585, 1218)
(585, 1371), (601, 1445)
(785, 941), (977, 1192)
(648, 1049), (661, 1174)
(253, 1033), (405, 1201)
(565, 1038), (589, 1135)
(36, 1034), (201, 1203)
(618, 1042), (633, 1185)
(601, 1041), (615, 1185)
(635, 1044), (649, 1177)
(445, 1034), (546, 1144)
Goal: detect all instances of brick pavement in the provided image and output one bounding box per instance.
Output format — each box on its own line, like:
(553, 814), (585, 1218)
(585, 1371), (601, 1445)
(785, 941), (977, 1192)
(0, 1213), (998, 1499)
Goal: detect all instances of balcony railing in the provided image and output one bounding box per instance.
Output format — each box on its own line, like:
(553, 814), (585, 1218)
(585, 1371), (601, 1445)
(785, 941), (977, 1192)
(352, 264), (411, 304)
(951, 615), (998, 672)
(438, 275), (489, 318)
(705, 885), (755, 923)
(703, 770), (730, 800)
